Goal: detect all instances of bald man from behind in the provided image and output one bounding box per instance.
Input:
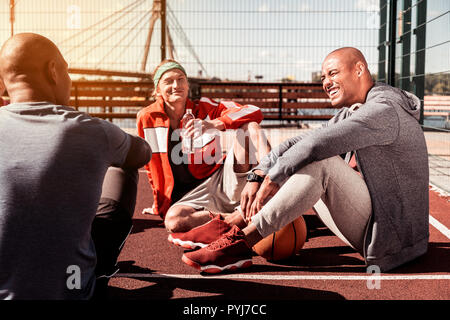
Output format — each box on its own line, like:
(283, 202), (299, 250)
(0, 33), (151, 299)
(178, 47), (429, 274)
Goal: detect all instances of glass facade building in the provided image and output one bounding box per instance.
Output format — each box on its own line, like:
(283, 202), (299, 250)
(378, 0), (449, 127)
(0, 0), (448, 127)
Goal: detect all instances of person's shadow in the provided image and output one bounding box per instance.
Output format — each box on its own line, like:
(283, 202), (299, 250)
(388, 242), (450, 273)
(106, 266), (346, 300)
(130, 218), (164, 234)
(255, 215), (449, 274)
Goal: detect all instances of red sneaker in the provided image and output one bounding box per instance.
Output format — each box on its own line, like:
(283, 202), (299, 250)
(168, 213), (232, 250)
(181, 225), (253, 274)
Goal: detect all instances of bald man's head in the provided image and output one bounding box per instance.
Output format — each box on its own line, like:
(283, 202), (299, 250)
(325, 47), (369, 69)
(0, 33), (72, 105)
(0, 33), (60, 75)
(321, 47), (373, 107)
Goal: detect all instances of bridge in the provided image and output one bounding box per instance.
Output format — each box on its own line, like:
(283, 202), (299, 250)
(68, 79), (336, 124)
(4, 0), (449, 126)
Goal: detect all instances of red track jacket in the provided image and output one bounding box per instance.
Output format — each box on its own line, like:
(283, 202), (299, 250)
(137, 96), (263, 217)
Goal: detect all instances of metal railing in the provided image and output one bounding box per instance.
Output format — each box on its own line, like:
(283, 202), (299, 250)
(69, 80), (336, 122)
(196, 81), (334, 121)
(69, 80), (154, 120)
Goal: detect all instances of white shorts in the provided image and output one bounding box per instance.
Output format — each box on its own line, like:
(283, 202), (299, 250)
(171, 145), (248, 214)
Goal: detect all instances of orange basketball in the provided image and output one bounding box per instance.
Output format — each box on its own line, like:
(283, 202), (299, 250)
(252, 216), (307, 261)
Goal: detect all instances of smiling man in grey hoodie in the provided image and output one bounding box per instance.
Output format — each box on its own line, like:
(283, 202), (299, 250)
(178, 47), (429, 274)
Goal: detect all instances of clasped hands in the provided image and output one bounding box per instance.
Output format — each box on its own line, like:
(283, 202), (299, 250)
(240, 170), (280, 223)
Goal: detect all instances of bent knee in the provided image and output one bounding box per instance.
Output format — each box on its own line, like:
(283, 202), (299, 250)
(164, 206), (194, 233)
(240, 121), (261, 134)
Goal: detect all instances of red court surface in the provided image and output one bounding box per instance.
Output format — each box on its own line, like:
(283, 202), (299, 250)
(107, 171), (450, 303)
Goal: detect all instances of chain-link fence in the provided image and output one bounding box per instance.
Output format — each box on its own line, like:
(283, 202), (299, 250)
(0, 0), (380, 82)
(0, 1), (448, 191)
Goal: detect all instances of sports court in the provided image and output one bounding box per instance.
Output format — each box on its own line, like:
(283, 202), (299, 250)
(1, 0), (448, 308)
(107, 129), (450, 302)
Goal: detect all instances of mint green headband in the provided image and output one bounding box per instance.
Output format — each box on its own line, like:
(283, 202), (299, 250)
(153, 62), (187, 88)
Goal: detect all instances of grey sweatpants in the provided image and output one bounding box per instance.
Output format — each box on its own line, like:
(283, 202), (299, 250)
(251, 156), (372, 254)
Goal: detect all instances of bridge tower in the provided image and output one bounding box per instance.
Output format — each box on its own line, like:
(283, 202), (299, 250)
(141, 0), (175, 71)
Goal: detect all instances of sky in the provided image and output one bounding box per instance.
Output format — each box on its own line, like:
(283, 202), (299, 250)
(0, 0), (447, 81)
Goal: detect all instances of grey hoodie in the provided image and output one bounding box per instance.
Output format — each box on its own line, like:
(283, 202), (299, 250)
(256, 82), (429, 271)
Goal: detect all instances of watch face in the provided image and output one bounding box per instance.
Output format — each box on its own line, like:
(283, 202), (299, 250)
(247, 172), (263, 182)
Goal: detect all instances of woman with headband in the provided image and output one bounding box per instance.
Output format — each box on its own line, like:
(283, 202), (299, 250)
(137, 59), (271, 239)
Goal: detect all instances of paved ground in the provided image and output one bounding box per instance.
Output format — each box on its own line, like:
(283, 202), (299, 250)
(425, 131), (450, 193)
(124, 126), (450, 193)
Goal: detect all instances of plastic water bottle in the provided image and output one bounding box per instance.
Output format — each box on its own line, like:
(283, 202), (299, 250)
(181, 108), (195, 154)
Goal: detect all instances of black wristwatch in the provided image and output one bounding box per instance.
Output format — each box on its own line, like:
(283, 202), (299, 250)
(246, 172), (264, 183)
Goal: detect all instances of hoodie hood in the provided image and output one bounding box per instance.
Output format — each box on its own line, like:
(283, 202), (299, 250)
(367, 82), (421, 121)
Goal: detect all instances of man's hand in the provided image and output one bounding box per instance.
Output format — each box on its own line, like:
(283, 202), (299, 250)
(240, 181), (261, 222)
(248, 175), (280, 220)
(184, 119), (225, 138)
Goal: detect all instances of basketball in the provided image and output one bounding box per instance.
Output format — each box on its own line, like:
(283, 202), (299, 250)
(252, 216), (307, 261)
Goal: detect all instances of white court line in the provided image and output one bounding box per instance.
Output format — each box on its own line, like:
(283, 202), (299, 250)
(429, 182), (449, 197)
(114, 273), (450, 281)
(429, 215), (450, 239)
(115, 214), (450, 282)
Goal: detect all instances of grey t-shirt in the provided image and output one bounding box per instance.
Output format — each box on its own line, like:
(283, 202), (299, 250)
(0, 102), (131, 299)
